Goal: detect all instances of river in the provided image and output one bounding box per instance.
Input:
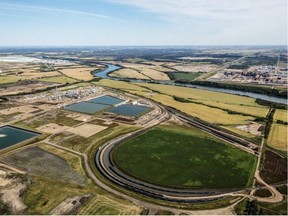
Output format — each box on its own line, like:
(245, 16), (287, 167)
(93, 64), (287, 105)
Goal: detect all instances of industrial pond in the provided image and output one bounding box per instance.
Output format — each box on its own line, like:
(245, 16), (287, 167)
(88, 95), (124, 105)
(108, 104), (150, 117)
(64, 101), (111, 114)
(0, 126), (40, 150)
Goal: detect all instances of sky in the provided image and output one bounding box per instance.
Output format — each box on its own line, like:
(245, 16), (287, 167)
(0, 0), (287, 46)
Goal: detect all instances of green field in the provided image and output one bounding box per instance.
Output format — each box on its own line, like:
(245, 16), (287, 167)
(113, 124), (257, 190)
(168, 72), (202, 81)
(0, 75), (20, 84)
(267, 123), (287, 151)
(38, 75), (77, 84)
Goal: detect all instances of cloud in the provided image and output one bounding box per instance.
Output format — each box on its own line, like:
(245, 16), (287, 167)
(0, 2), (117, 20)
(108, 0), (286, 23)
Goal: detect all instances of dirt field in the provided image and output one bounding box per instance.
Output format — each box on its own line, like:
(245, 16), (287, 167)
(0, 169), (27, 214)
(36, 123), (71, 134)
(65, 113), (94, 122)
(236, 122), (262, 136)
(0, 146), (86, 186)
(0, 105), (40, 115)
(67, 123), (107, 138)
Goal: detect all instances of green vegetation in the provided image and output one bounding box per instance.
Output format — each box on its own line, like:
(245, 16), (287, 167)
(24, 176), (89, 214)
(79, 194), (142, 215)
(267, 123), (287, 151)
(234, 197), (287, 215)
(16, 110), (81, 130)
(20, 143), (142, 215)
(38, 75), (77, 84)
(0, 75), (20, 84)
(96, 79), (266, 139)
(176, 80), (287, 98)
(167, 72), (202, 81)
(113, 125), (257, 189)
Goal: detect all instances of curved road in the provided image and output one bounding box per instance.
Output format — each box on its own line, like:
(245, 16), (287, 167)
(95, 99), (267, 203)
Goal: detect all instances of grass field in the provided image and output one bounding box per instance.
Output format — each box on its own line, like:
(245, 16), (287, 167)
(0, 75), (20, 84)
(114, 124), (257, 190)
(267, 123), (287, 151)
(24, 175), (90, 214)
(79, 194), (142, 215)
(273, 109), (287, 122)
(38, 75), (78, 84)
(168, 72), (203, 80)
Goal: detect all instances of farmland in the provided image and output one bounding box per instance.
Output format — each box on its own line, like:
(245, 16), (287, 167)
(113, 124), (257, 190)
(96, 79), (269, 140)
(37, 75), (78, 84)
(115, 62), (171, 80)
(0, 75), (20, 84)
(273, 109), (287, 122)
(59, 66), (98, 81)
(267, 123), (287, 151)
(109, 68), (150, 80)
(136, 83), (269, 118)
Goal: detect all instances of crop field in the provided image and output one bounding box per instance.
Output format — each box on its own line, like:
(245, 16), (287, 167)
(59, 66), (97, 81)
(110, 68), (150, 80)
(116, 62), (171, 80)
(96, 80), (259, 126)
(96, 79), (148, 92)
(145, 93), (254, 125)
(0, 75), (20, 84)
(114, 124), (257, 189)
(273, 109), (287, 122)
(136, 83), (269, 118)
(37, 75), (78, 84)
(267, 123), (287, 151)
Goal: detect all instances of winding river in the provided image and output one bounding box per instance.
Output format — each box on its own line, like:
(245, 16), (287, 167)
(94, 64), (287, 105)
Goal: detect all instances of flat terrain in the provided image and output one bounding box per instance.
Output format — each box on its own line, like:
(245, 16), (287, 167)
(37, 75), (78, 84)
(96, 79), (268, 140)
(59, 66), (98, 81)
(273, 109), (287, 122)
(114, 124), (257, 190)
(268, 123), (287, 151)
(110, 68), (150, 80)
